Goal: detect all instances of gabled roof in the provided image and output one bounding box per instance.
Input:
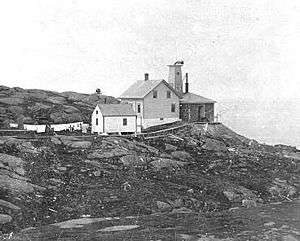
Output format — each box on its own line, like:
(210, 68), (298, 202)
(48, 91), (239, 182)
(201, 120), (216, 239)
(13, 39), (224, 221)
(97, 104), (136, 116)
(119, 79), (181, 99)
(181, 92), (216, 104)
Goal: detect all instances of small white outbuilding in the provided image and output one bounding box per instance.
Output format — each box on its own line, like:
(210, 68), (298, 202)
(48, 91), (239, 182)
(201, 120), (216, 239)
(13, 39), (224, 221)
(91, 104), (138, 134)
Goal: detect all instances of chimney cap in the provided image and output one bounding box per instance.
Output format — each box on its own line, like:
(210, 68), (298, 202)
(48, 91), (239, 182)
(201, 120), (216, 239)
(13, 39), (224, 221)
(174, 60), (184, 65)
(167, 60), (184, 67)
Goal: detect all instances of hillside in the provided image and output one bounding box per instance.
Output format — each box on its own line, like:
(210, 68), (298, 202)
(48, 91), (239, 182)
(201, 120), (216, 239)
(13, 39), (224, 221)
(0, 86), (119, 127)
(0, 123), (299, 240)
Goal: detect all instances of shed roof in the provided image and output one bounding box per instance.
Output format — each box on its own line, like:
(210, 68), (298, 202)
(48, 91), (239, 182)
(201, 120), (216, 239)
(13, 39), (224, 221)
(97, 104), (136, 116)
(119, 79), (181, 99)
(181, 92), (216, 104)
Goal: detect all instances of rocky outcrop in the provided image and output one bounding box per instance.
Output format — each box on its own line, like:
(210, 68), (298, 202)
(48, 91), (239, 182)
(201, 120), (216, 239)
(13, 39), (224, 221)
(0, 151), (44, 194)
(0, 124), (299, 236)
(0, 85), (119, 127)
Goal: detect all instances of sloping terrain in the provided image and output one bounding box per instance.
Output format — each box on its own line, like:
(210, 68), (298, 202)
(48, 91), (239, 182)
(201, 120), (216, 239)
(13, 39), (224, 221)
(0, 86), (118, 127)
(0, 124), (299, 240)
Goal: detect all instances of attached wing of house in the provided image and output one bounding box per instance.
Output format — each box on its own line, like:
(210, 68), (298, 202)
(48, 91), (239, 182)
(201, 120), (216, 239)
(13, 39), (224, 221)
(91, 103), (137, 134)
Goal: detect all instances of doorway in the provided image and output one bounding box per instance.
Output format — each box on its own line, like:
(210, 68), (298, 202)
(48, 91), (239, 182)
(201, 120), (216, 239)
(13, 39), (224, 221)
(197, 106), (202, 121)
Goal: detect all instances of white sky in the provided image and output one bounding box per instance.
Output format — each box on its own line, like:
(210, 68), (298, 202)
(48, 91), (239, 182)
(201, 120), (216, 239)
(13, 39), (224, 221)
(0, 0), (299, 101)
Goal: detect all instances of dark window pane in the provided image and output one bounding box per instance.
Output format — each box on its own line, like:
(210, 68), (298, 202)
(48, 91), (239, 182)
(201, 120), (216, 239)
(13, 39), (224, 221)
(167, 91), (171, 98)
(137, 104), (141, 113)
(123, 118), (127, 126)
(153, 90), (157, 98)
(171, 103), (176, 112)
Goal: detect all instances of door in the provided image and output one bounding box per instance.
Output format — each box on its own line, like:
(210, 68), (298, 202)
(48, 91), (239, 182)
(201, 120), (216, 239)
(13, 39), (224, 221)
(197, 106), (202, 121)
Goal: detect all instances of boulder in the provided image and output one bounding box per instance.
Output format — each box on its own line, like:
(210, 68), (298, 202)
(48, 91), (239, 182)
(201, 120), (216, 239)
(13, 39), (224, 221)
(0, 174), (44, 193)
(223, 191), (239, 203)
(165, 144), (177, 151)
(268, 178), (297, 198)
(31, 103), (51, 111)
(201, 139), (227, 152)
(120, 155), (146, 166)
(150, 158), (186, 171)
(160, 153), (173, 159)
(4, 137), (22, 147)
(241, 199), (257, 208)
(156, 201), (172, 212)
(56, 166), (67, 171)
(50, 137), (62, 145)
(185, 138), (199, 148)
(87, 148), (130, 159)
(0, 153), (25, 176)
(264, 222), (275, 227)
(63, 105), (80, 114)
(17, 142), (40, 154)
(47, 96), (66, 104)
(0, 199), (21, 211)
(223, 186), (258, 204)
(65, 141), (92, 149)
(0, 214), (12, 224)
(171, 151), (194, 162)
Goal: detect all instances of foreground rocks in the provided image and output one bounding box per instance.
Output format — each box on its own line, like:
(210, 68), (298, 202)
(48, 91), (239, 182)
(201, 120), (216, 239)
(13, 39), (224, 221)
(5, 198), (300, 240)
(0, 123), (299, 238)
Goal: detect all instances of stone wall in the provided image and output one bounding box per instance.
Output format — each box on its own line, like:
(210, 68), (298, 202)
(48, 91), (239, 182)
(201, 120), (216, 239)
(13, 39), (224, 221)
(180, 103), (214, 122)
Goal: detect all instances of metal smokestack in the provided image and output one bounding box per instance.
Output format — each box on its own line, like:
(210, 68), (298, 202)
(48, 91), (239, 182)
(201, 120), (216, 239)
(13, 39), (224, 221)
(185, 73), (189, 93)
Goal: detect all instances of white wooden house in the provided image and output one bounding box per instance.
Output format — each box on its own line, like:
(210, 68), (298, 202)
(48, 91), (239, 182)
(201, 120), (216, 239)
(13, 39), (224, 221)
(91, 104), (138, 134)
(119, 74), (181, 129)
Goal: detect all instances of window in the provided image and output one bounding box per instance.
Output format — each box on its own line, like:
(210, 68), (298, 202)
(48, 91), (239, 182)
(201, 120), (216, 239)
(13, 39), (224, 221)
(160, 118), (164, 120)
(171, 103), (176, 112)
(96, 118), (98, 125)
(167, 91), (171, 98)
(123, 118), (127, 126)
(137, 104), (141, 113)
(153, 90), (157, 98)
(96, 110), (98, 114)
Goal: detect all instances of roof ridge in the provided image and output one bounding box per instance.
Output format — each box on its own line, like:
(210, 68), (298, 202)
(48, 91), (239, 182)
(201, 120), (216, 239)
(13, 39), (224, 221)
(119, 79), (181, 99)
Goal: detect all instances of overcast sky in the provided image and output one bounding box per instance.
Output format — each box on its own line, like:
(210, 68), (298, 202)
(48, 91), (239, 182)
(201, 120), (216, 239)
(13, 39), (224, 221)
(0, 0), (299, 101)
